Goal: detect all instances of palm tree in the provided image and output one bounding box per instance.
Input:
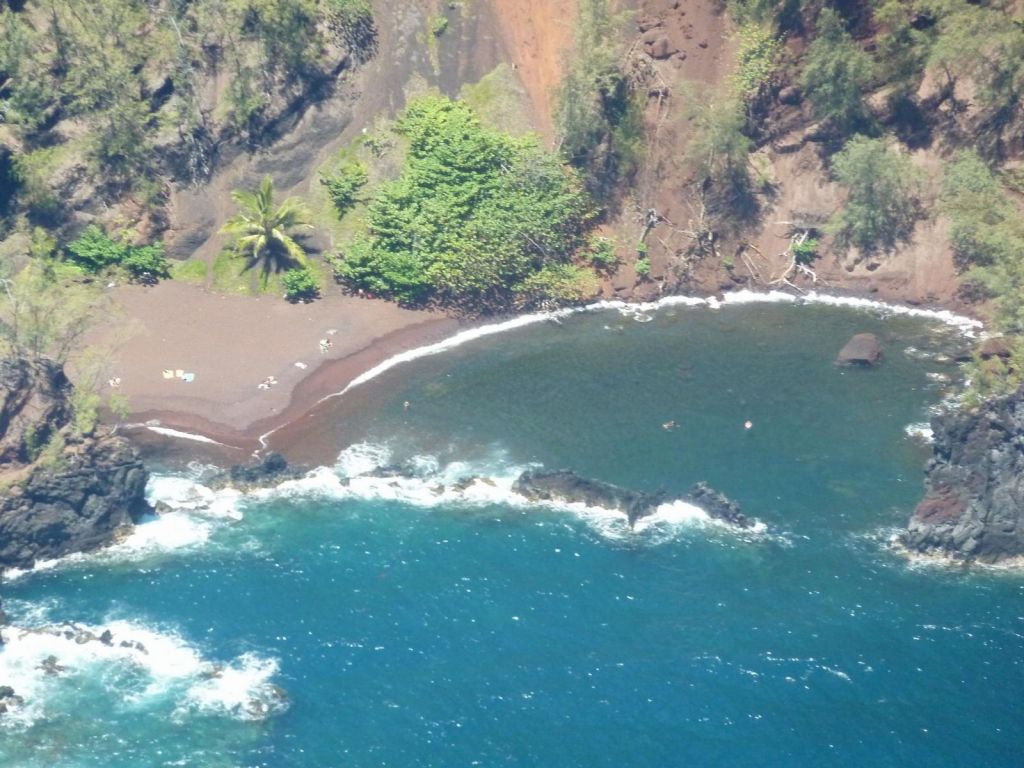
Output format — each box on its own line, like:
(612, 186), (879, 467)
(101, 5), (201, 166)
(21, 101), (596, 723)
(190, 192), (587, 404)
(220, 175), (313, 287)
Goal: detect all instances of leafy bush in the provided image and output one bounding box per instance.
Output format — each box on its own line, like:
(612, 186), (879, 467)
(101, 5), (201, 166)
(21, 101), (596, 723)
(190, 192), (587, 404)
(121, 243), (171, 282)
(320, 161), (369, 217)
(800, 8), (874, 132)
(281, 266), (321, 302)
(732, 23), (781, 102)
(516, 264), (600, 306)
(792, 237), (820, 265)
(826, 135), (920, 253)
(334, 96), (592, 310)
(66, 226), (126, 272)
(635, 256), (651, 277)
(587, 236), (618, 269)
(942, 151), (1024, 336)
(555, 0), (639, 198)
(66, 225), (169, 282)
(684, 94), (754, 208)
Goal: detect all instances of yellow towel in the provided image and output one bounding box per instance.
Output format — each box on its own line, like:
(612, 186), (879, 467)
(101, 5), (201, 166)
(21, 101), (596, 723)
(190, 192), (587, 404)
(162, 370), (174, 379)
(174, 369), (184, 378)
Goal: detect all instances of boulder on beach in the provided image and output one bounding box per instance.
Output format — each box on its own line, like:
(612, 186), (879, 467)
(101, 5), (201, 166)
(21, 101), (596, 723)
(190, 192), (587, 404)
(836, 333), (883, 366)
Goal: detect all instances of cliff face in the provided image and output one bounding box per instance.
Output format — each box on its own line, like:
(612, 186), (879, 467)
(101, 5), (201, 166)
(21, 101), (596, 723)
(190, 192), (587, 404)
(901, 386), (1024, 563)
(0, 358), (150, 570)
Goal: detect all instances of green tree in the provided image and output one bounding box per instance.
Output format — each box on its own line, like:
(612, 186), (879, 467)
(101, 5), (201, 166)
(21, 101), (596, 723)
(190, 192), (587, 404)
(826, 135), (921, 253)
(942, 150), (1024, 334)
(221, 176), (314, 287)
(685, 96), (753, 198)
(321, 160), (369, 217)
(800, 8), (875, 131)
(0, 262), (103, 365)
(335, 96), (592, 310)
(555, 0), (639, 198)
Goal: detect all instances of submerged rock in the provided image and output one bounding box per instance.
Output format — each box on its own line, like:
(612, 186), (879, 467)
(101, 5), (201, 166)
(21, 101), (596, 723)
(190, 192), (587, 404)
(511, 469), (752, 529)
(837, 333), (883, 366)
(223, 451), (306, 489)
(900, 385), (1024, 563)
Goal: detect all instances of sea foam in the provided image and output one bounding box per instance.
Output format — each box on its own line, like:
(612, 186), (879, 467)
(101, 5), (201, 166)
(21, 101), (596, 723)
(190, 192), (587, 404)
(0, 619), (287, 730)
(257, 442), (778, 547)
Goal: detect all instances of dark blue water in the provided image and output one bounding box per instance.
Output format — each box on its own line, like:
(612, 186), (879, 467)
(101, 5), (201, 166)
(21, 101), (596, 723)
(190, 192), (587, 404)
(3, 302), (1022, 768)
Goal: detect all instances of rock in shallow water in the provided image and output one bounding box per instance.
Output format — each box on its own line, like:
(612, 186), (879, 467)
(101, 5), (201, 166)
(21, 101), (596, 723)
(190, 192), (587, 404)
(837, 333), (883, 366)
(511, 469), (752, 529)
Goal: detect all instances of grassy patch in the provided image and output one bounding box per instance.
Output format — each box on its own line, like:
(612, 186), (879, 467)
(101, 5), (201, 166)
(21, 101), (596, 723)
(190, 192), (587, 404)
(460, 64), (532, 136)
(211, 250), (255, 294)
(171, 259), (208, 284)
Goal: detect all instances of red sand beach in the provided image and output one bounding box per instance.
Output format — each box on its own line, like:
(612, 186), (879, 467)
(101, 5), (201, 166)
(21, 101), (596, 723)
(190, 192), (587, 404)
(99, 281), (460, 455)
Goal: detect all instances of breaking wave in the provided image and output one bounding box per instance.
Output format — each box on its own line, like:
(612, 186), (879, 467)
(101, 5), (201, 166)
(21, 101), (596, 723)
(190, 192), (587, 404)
(0, 617), (287, 732)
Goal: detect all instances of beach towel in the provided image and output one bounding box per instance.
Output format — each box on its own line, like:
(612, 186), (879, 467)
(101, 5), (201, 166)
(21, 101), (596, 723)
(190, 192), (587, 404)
(182, 373), (195, 383)
(162, 369), (174, 379)
(175, 369), (185, 378)
(295, 362), (308, 369)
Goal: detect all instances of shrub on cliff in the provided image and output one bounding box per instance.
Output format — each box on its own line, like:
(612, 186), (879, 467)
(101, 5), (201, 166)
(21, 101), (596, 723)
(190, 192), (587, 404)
(800, 8), (875, 133)
(334, 96), (593, 311)
(826, 135), (921, 253)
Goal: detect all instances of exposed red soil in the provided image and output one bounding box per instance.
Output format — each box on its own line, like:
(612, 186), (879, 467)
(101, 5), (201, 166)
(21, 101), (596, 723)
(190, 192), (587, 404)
(489, 0), (576, 141)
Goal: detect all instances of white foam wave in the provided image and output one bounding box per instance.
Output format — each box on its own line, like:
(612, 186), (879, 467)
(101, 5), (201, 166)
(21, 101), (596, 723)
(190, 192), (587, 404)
(0, 619), (286, 730)
(255, 442), (777, 546)
(5, 477), (244, 581)
(904, 422), (934, 443)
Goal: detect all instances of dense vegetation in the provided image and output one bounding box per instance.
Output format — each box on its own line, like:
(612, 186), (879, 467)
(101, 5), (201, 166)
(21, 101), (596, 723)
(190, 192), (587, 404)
(334, 96), (595, 311)
(555, 0), (643, 200)
(0, 0), (374, 226)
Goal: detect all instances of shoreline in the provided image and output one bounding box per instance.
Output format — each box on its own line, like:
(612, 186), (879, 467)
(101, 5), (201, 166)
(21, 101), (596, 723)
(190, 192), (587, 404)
(119, 287), (984, 468)
(120, 315), (463, 460)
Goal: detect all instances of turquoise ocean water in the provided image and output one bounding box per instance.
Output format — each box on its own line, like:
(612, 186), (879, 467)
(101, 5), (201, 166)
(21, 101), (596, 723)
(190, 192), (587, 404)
(2, 299), (1022, 767)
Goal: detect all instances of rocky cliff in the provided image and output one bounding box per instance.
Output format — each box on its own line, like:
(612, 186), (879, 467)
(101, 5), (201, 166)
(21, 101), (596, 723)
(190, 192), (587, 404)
(901, 386), (1024, 564)
(0, 358), (150, 570)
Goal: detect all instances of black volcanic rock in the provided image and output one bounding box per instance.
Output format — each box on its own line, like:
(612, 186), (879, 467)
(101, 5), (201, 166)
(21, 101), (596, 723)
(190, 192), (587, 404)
(0, 433), (150, 569)
(513, 469), (663, 526)
(0, 358), (72, 465)
(512, 469), (752, 529)
(900, 385), (1024, 563)
(226, 451), (305, 488)
(0, 356), (151, 570)
(686, 482), (752, 528)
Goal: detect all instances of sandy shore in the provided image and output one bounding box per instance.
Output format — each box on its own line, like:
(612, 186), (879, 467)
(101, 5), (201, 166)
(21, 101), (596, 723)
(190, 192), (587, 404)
(97, 281), (460, 456)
